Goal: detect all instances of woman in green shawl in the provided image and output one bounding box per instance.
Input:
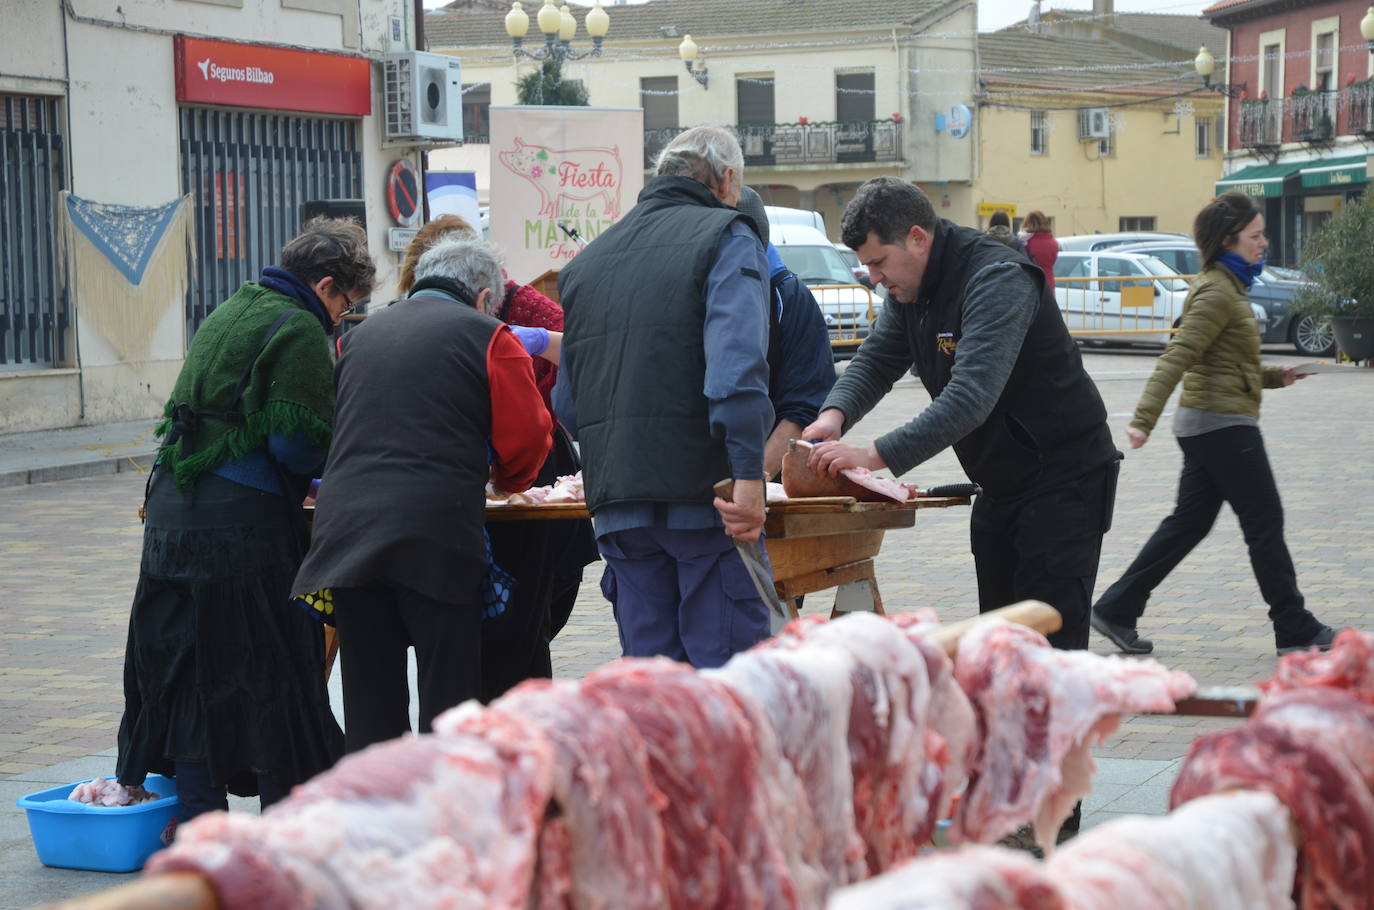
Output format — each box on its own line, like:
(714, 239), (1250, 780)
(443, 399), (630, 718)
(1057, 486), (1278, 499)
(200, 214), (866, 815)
(115, 217), (374, 820)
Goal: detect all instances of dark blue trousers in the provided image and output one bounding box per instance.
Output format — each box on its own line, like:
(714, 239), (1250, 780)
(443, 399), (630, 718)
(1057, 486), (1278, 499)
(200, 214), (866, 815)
(598, 527), (771, 669)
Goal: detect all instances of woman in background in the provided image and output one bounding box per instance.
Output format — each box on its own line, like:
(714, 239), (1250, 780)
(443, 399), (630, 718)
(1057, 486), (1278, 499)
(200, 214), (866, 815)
(1091, 192), (1333, 658)
(1021, 210), (1058, 291)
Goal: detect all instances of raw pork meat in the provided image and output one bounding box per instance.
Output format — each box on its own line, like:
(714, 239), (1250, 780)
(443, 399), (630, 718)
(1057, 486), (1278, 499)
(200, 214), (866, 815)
(1254, 687), (1374, 790)
(1170, 720), (1374, 910)
(781, 440), (913, 503)
(581, 658), (799, 909)
(148, 713), (556, 910)
(68, 778), (157, 806)
(757, 612), (938, 874)
(951, 618), (1197, 850)
(1262, 627), (1374, 704)
(825, 845), (1064, 910)
(890, 613), (979, 824)
(443, 680), (669, 909)
(1047, 790), (1297, 910)
(838, 466), (911, 503)
(502, 471), (584, 505)
(709, 643), (866, 888)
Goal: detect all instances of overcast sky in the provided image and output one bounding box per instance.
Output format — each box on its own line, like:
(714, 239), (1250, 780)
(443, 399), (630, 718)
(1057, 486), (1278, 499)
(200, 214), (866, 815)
(427, 1), (1217, 33)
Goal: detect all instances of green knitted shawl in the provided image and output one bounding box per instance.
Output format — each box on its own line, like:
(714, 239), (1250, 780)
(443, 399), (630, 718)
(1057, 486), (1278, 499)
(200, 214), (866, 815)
(156, 282), (335, 489)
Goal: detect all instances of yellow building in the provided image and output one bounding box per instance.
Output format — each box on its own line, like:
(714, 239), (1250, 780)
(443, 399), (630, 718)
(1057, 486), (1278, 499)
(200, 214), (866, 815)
(425, 0), (981, 236)
(973, 11), (1229, 235)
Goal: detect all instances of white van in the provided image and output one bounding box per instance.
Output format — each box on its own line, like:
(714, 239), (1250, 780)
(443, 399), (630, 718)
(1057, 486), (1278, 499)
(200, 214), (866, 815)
(773, 223), (877, 357)
(765, 205), (826, 235)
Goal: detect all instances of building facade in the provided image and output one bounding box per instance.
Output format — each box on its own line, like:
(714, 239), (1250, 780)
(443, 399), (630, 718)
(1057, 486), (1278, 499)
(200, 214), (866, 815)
(1206, 0), (1374, 266)
(425, 0), (980, 237)
(974, 8), (1229, 235)
(1, 0), (443, 433)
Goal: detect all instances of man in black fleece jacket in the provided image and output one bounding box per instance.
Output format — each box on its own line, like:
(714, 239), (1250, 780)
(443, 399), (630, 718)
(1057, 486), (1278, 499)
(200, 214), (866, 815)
(803, 178), (1119, 652)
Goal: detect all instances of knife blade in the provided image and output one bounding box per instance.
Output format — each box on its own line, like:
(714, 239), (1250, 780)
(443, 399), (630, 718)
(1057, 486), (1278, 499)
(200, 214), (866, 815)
(713, 478), (791, 621)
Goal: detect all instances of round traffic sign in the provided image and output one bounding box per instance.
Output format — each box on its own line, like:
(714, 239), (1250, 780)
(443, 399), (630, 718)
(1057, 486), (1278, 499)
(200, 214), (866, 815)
(387, 159), (421, 227)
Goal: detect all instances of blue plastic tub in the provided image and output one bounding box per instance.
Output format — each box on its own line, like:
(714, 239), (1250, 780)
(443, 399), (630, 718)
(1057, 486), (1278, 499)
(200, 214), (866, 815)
(16, 775), (180, 873)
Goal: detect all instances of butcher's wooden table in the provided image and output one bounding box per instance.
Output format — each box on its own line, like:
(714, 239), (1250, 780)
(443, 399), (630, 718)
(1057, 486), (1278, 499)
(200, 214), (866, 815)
(485, 494), (971, 620)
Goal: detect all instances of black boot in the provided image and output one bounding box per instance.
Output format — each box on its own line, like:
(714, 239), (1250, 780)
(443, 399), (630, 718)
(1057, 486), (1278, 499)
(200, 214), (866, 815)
(1276, 624), (1335, 656)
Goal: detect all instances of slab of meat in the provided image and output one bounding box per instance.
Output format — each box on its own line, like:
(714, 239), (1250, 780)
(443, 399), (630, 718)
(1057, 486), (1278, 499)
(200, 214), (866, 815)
(781, 441), (913, 503)
(1047, 790), (1297, 910)
(756, 612), (938, 874)
(441, 680), (669, 910)
(951, 618), (1197, 851)
(1170, 720), (1374, 910)
(825, 845), (1064, 910)
(709, 643), (865, 889)
(581, 658), (798, 909)
(148, 715), (556, 910)
(890, 614), (979, 825)
(1253, 687), (1374, 790)
(1261, 627), (1374, 704)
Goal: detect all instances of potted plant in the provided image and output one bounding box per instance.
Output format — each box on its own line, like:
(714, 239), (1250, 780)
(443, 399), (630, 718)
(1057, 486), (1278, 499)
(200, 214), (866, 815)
(1292, 195), (1374, 361)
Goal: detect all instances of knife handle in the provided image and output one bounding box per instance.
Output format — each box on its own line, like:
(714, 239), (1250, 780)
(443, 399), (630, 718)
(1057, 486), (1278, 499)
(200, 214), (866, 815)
(713, 478), (736, 501)
(923, 483), (981, 498)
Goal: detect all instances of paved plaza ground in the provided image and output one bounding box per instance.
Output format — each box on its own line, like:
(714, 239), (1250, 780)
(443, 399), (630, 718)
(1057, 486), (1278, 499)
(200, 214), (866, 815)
(1, 347), (1370, 907)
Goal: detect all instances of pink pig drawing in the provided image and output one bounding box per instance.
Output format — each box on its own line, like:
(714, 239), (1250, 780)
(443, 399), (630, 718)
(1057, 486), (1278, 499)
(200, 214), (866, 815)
(498, 138), (623, 219)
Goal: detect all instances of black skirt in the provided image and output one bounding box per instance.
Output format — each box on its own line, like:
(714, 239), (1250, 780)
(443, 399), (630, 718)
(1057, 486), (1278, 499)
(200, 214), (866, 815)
(116, 471), (343, 796)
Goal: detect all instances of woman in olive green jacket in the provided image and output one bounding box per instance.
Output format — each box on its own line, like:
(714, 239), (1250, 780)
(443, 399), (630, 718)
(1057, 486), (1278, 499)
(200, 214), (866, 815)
(1090, 192), (1333, 657)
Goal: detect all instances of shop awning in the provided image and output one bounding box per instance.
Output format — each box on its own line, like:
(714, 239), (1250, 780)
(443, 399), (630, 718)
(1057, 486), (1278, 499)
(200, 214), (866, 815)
(1298, 155), (1371, 189)
(1215, 162), (1302, 197)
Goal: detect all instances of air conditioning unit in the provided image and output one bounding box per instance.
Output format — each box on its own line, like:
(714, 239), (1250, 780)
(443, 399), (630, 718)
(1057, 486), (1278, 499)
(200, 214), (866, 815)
(383, 51), (462, 143)
(1077, 107), (1110, 141)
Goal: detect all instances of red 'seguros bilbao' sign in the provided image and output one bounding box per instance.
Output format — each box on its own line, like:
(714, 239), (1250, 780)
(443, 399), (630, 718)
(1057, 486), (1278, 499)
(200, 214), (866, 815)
(174, 35), (371, 117)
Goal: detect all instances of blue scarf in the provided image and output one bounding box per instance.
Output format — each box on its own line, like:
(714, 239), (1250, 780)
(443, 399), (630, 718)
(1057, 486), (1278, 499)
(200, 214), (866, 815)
(259, 266), (333, 333)
(1217, 252), (1264, 290)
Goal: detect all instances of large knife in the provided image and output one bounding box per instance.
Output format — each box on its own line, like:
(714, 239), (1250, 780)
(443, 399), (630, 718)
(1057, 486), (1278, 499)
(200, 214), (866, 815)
(713, 478), (791, 622)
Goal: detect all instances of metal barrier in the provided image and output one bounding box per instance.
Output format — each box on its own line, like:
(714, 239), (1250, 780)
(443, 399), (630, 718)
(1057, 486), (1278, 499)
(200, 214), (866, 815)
(1054, 272), (1195, 342)
(807, 283), (878, 350)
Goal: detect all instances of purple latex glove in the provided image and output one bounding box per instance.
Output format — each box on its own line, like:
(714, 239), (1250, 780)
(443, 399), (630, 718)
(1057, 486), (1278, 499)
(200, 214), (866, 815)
(510, 325), (549, 357)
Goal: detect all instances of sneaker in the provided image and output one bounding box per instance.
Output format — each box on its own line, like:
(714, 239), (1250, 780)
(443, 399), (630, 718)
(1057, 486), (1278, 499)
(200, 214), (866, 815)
(1276, 624), (1336, 656)
(1090, 609), (1154, 655)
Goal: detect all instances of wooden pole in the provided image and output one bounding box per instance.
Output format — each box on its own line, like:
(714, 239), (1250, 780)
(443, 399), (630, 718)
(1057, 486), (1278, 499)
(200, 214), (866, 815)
(36, 872), (218, 910)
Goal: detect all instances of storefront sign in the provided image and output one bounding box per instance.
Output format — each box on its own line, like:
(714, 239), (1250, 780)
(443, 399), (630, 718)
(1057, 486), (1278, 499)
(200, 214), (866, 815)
(174, 35), (371, 116)
(489, 106), (644, 283)
(977, 203), (1016, 217)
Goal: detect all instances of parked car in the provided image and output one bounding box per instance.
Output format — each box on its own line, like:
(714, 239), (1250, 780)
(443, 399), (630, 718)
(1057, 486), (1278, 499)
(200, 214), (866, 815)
(1056, 231), (1191, 252)
(765, 205), (826, 234)
(773, 223), (877, 358)
(1114, 240), (1336, 357)
(1053, 250), (1203, 345)
(833, 243), (872, 287)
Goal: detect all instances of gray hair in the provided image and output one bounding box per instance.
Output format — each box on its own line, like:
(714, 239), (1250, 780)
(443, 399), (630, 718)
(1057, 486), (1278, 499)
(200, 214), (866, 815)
(656, 126), (743, 191)
(413, 238), (505, 314)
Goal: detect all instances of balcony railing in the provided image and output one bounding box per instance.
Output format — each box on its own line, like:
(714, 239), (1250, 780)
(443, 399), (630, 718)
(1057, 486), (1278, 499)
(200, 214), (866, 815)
(1289, 90), (1337, 143)
(644, 119), (903, 169)
(1344, 80), (1374, 136)
(1238, 98), (1283, 148)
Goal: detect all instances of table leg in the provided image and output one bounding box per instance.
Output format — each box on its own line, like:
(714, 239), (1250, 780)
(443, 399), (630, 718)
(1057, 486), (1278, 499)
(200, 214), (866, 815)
(829, 560), (885, 617)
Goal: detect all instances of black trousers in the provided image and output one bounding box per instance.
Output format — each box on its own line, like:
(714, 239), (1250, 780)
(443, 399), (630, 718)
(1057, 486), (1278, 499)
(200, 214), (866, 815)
(332, 584), (482, 753)
(173, 760), (288, 821)
(1094, 425), (1322, 648)
(971, 461), (1117, 651)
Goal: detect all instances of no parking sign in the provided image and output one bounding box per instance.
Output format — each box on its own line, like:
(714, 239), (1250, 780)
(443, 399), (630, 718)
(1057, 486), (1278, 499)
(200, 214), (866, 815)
(387, 159), (421, 227)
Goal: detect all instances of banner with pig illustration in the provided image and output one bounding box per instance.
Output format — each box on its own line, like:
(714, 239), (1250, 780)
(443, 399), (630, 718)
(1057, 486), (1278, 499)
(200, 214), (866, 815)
(489, 105), (644, 283)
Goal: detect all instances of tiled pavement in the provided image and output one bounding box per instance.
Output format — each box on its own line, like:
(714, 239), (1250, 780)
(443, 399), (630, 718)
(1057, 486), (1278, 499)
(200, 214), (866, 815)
(0, 348), (1369, 906)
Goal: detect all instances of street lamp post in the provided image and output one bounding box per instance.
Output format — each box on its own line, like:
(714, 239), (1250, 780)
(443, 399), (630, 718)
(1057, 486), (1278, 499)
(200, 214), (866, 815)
(505, 0), (610, 61)
(678, 35), (708, 89)
(1194, 46), (1246, 99)
(1361, 5), (1374, 55)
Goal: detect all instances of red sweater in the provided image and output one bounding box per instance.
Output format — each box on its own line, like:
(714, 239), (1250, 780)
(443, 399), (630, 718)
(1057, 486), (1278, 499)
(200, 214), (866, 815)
(487, 325), (553, 494)
(501, 281), (563, 414)
(1024, 231), (1059, 292)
